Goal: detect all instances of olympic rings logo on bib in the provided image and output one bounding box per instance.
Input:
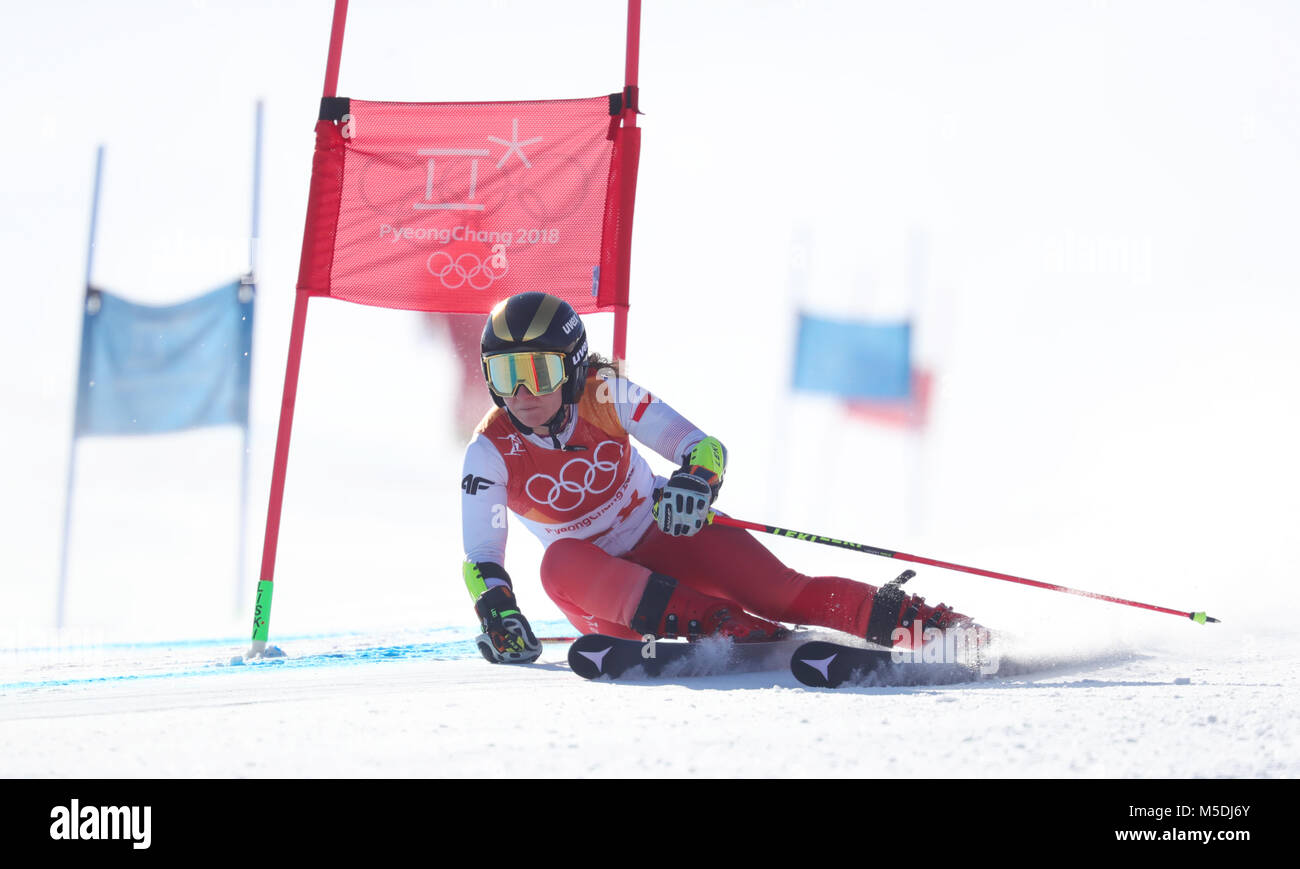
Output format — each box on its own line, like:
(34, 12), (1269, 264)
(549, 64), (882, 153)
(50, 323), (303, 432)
(525, 441), (624, 512)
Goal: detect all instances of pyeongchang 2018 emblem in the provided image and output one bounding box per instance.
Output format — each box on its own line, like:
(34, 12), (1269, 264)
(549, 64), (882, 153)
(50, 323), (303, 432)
(525, 441), (624, 512)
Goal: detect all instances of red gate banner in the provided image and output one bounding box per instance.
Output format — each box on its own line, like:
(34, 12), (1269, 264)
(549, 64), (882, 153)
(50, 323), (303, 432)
(297, 96), (638, 315)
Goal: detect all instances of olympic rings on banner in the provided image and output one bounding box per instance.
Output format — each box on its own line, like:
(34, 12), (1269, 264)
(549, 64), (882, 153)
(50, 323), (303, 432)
(426, 251), (509, 290)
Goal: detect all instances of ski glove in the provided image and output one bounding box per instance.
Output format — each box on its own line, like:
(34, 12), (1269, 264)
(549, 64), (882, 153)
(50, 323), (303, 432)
(469, 573), (542, 665)
(652, 436), (727, 538)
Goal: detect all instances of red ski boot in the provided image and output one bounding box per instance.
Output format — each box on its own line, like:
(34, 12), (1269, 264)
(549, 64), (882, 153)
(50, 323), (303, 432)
(865, 570), (983, 650)
(629, 573), (787, 643)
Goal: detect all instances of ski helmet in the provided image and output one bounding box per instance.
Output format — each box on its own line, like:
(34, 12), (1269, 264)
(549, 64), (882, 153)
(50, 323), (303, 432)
(480, 292), (590, 414)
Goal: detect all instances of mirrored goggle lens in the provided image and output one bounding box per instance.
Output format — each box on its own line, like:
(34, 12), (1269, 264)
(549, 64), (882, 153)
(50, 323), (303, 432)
(486, 352), (567, 397)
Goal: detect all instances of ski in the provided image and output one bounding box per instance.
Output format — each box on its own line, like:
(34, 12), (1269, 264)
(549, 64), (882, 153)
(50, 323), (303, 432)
(790, 640), (981, 688)
(567, 632), (807, 680)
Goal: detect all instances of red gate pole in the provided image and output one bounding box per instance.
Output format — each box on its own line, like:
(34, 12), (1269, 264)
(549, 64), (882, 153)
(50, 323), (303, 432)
(247, 0), (350, 657)
(612, 0), (641, 361)
(321, 0), (350, 101)
(625, 0), (641, 107)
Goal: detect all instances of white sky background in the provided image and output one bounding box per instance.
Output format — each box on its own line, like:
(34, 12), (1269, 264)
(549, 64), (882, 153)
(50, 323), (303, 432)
(0, 1), (1296, 647)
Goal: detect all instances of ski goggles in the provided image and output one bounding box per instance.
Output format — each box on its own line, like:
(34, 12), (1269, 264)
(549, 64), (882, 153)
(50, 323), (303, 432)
(484, 351), (568, 398)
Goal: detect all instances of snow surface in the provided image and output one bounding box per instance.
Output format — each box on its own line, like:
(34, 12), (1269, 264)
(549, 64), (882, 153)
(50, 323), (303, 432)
(2, 1), (1299, 778)
(3, 624), (1296, 778)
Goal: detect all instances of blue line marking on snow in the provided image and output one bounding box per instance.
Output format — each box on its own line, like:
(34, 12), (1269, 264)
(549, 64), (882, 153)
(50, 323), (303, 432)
(0, 638), (484, 693)
(4, 629), (371, 655)
(0, 620), (577, 693)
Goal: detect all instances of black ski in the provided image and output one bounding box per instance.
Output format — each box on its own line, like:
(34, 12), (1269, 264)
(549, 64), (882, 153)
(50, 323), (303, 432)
(568, 633), (806, 680)
(790, 640), (980, 688)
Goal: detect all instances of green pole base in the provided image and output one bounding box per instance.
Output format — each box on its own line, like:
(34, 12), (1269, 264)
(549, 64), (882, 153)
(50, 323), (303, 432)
(251, 579), (274, 644)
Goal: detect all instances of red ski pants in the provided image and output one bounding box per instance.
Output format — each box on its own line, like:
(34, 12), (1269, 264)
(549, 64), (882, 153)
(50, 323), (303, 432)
(539, 521), (880, 640)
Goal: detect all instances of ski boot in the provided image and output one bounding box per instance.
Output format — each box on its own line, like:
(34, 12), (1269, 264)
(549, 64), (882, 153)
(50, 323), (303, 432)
(865, 570), (984, 650)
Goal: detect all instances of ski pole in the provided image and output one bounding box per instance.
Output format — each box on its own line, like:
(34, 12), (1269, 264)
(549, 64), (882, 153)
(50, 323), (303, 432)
(708, 513), (1219, 624)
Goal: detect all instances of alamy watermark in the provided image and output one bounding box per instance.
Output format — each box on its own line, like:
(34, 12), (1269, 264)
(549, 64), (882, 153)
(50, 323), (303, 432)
(1040, 232), (1154, 286)
(594, 365), (662, 409)
(50, 799), (151, 849)
(890, 624), (1000, 675)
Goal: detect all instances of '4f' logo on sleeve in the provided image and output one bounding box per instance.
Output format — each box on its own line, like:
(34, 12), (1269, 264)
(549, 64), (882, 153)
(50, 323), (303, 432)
(462, 474), (495, 495)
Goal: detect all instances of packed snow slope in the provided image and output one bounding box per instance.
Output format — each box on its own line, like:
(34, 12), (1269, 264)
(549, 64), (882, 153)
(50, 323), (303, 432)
(2, 622), (1296, 778)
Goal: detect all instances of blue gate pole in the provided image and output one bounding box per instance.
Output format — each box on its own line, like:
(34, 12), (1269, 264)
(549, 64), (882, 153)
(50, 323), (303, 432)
(57, 144), (105, 629)
(236, 100), (263, 615)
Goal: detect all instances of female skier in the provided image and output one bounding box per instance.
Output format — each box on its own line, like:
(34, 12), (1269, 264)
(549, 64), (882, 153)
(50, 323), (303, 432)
(461, 291), (979, 663)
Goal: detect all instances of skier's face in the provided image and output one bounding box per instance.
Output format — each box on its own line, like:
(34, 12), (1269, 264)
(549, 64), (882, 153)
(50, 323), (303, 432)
(503, 384), (563, 431)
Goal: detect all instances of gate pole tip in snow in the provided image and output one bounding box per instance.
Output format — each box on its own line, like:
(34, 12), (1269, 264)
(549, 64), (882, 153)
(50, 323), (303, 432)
(247, 580), (274, 657)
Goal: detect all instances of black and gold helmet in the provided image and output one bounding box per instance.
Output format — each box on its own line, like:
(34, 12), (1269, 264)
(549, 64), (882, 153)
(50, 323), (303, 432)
(480, 292), (590, 410)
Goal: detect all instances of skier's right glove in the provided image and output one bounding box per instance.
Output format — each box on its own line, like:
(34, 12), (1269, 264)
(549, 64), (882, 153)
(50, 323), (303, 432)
(465, 562), (542, 665)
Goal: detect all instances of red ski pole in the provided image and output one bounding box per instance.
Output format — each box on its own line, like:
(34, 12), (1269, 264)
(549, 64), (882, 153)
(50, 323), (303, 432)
(709, 514), (1219, 624)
